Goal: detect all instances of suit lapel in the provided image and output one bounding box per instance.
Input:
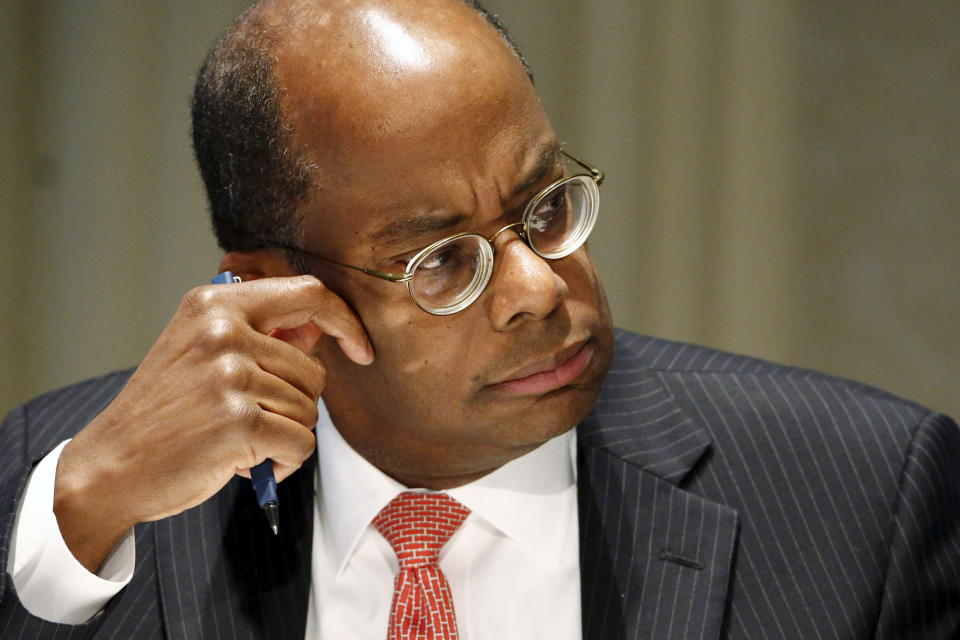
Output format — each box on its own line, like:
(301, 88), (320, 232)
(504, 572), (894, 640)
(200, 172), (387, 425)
(578, 358), (740, 640)
(155, 454), (315, 639)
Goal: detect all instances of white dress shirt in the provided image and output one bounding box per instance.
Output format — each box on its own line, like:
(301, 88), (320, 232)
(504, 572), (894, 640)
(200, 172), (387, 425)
(8, 440), (135, 624)
(8, 401), (581, 639)
(306, 401), (581, 639)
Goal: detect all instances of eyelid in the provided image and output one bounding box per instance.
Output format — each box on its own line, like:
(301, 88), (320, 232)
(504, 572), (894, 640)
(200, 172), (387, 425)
(501, 163), (555, 205)
(385, 238), (452, 271)
(511, 166), (568, 216)
(383, 251), (418, 271)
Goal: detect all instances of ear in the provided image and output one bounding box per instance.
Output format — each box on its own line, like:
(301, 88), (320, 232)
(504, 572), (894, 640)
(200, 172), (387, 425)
(217, 248), (299, 282)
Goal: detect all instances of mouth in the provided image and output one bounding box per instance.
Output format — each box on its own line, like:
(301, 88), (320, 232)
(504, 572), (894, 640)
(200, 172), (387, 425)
(489, 339), (595, 396)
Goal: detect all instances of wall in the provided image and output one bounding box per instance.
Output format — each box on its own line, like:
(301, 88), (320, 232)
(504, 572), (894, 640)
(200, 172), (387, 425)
(2, 0), (957, 419)
(485, 0), (959, 416)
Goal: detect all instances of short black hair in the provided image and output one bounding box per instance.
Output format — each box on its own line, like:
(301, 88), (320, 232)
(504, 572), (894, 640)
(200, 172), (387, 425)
(191, 1), (531, 255)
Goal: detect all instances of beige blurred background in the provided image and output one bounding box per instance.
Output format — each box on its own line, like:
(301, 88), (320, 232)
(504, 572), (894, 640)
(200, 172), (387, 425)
(1, 1), (958, 420)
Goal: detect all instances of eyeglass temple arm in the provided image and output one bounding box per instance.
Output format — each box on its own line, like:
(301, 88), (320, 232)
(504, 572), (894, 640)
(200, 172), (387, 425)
(561, 149), (605, 185)
(273, 244), (414, 283)
(265, 150), (602, 282)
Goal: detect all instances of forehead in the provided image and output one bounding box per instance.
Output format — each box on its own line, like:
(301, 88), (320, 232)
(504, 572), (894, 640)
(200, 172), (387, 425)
(301, 113), (559, 258)
(270, 2), (556, 253)
(273, 1), (532, 153)
(367, 139), (562, 245)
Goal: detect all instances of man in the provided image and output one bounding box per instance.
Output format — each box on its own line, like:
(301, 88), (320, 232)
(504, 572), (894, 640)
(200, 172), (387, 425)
(1, 0), (958, 638)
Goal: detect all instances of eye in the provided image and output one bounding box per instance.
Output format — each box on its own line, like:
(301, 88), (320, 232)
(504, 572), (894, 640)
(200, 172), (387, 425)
(419, 248), (453, 271)
(528, 185), (568, 232)
(385, 248), (428, 272)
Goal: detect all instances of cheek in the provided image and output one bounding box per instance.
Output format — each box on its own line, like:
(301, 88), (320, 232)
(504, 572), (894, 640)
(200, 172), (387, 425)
(363, 306), (480, 396)
(558, 248), (607, 304)
(377, 309), (469, 380)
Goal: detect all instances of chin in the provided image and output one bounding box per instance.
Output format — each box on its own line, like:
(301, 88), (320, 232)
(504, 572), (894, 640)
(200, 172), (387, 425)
(506, 382), (602, 449)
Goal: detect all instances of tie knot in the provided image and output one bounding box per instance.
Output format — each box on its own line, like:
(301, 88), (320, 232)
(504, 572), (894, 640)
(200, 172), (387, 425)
(372, 492), (470, 569)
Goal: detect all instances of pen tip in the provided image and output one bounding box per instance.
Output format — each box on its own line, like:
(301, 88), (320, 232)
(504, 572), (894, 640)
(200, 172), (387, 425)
(263, 501), (279, 535)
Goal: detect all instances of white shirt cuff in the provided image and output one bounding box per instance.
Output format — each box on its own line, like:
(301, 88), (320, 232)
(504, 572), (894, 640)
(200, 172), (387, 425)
(7, 439), (136, 624)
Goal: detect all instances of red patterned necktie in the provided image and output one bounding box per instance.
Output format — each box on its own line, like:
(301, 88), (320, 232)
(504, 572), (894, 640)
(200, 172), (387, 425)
(372, 491), (471, 640)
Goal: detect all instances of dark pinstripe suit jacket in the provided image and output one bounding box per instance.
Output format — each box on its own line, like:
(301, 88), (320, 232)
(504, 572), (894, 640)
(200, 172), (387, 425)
(1, 329), (958, 639)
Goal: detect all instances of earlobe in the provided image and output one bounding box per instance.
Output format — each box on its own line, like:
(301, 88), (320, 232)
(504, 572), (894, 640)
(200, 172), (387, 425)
(217, 249), (299, 282)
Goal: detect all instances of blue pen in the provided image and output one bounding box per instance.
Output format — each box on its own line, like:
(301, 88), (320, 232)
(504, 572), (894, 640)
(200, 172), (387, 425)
(212, 271), (280, 535)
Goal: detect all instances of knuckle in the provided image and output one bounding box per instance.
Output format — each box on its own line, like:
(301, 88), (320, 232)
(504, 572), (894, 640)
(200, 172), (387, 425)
(179, 285), (218, 317)
(310, 363), (327, 394)
(215, 354), (253, 390)
(302, 399), (319, 426)
(197, 317), (243, 352)
(223, 393), (260, 430)
(293, 274), (326, 296)
(295, 427), (316, 460)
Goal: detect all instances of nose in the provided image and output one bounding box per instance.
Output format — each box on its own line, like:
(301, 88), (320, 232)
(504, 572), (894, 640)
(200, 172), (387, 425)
(486, 230), (569, 330)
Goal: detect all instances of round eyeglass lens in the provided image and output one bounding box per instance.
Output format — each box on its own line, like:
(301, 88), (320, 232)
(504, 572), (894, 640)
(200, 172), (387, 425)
(525, 175), (600, 259)
(408, 234), (494, 315)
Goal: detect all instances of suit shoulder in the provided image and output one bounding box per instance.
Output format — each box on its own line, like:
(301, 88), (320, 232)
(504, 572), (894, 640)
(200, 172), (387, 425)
(607, 335), (960, 636)
(612, 327), (930, 416)
(5, 368), (135, 457)
(614, 328), (798, 376)
(610, 328), (944, 462)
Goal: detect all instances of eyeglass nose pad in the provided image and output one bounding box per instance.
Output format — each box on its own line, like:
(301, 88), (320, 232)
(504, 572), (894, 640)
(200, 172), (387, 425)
(487, 221), (526, 249)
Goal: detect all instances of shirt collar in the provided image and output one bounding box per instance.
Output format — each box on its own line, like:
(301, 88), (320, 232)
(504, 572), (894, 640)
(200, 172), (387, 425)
(315, 399), (577, 576)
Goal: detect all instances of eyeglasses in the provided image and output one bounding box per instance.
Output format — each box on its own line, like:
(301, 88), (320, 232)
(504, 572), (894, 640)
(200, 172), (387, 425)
(275, 149), (604, 315)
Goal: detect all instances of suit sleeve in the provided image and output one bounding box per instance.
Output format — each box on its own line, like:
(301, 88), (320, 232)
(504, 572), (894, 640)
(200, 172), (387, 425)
(0, 404), (107, 638)
(874, 412), (960, 639)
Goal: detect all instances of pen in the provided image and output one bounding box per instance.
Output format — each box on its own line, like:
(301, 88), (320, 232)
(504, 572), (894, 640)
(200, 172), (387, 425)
(212, 271), (280, 535)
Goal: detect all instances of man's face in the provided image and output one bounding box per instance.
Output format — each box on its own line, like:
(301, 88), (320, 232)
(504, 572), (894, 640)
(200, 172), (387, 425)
(272, 1), (614, 487)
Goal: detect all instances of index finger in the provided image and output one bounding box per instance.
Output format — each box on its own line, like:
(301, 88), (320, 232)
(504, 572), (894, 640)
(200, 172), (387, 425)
(228, 275), (374, 365)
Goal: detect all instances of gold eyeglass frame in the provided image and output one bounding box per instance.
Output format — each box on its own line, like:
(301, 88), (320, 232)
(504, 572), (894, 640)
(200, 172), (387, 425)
(277, 149), (604, 315)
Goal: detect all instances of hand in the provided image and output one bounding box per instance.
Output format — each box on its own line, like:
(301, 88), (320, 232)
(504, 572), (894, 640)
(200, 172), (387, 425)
(52, 275), (373, 572)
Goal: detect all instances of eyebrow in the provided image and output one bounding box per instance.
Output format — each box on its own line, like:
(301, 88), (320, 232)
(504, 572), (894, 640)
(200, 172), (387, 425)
(370, 140), (563, 246)
(511, 140), (563, 197)
(370, 211), (467, 245)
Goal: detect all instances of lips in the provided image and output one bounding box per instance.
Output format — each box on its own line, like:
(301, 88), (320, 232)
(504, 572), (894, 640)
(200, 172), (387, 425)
(490, 340), (594, 396)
